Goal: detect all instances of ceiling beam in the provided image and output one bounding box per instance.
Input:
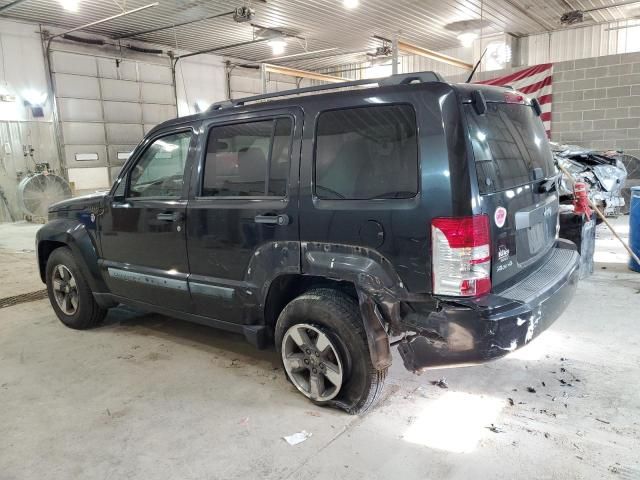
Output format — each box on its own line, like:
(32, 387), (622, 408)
(264, 64), (346, 83)
(175, 38), (271, 60)
(396, 40), (473, 70)
(0, 0), (29, 13)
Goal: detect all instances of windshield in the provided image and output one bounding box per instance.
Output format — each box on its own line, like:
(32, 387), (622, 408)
(465, 103), (555, 194)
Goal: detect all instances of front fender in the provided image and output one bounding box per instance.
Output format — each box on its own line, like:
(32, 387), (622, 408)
(36, 217), (108, 293)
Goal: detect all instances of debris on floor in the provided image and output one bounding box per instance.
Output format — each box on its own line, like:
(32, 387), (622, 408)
(430, 378), (448, 389)
(486, 424), (505, 433)
(283, 430), (312, 446)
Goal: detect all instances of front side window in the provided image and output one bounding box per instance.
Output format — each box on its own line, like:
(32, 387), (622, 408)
(128, 131), (192, 198)
(202, 117), (293, 197)
(315, 105), (418, 200)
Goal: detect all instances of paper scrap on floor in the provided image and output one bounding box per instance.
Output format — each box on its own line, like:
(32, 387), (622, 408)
(283, 430), (312, 446)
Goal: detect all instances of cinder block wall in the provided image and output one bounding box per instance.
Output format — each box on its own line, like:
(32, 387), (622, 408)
(552, 52), (640, 157)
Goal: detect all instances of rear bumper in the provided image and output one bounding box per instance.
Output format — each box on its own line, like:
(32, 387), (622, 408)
(398, 240), (580, 372)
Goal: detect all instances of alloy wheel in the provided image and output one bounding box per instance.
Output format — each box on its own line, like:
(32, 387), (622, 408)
(52, 264), (79, 316)
(281, 323), (344, 402)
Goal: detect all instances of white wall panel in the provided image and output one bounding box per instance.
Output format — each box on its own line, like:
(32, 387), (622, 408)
(140, 83), (175, 105)
(105, 123), (144, 144)
(67, 166), (110, 192)
(62, 122), (105, 145)
(54, 73), (100, 99)
(142, 104), (176, 124)
(108, 144), (136, 165)
(102, 101), (142, 123)
(64, 145), (108, 168)
(138, 63), (173, 84)
(97, 57), (137, 81)
(58, 98), (103, 122)
(51, 51), (97, 76)
(100, 78), (140, 102)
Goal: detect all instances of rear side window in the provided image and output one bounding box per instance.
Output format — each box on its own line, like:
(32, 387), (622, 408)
(202, 117), (293, 197)
(315, 105), (418, 200)
(465, 103), (554, 193)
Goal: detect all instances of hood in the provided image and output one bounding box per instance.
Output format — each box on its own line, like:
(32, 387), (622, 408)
(49, 190), (108, 212)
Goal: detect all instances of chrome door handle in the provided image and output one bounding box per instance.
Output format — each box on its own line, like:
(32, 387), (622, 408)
(156, 212), (180, 222)
(254, 214), (290, 225)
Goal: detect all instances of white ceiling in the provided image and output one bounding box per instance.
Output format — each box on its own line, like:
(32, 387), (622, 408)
(1, 0), (638, 68)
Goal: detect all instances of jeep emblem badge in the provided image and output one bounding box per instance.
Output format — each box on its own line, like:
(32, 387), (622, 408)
(494, 207), (507, 228)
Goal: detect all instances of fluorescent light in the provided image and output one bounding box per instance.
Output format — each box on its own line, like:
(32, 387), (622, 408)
(268, 39), (287, 55)
(344, 0), (359, 8)
(59, 0), (80, 11)
(457, 32), (478, 48)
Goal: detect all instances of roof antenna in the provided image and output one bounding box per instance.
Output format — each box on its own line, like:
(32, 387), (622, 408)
(466, 48), (487, 83)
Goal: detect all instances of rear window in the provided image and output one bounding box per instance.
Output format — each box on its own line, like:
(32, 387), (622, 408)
(315, 104), (418, 200)
(465, 102), (554, 193)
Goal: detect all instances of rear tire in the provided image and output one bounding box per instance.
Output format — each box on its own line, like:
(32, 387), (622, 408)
(45, 247), (106, 330)
(275, 288), (387, 415)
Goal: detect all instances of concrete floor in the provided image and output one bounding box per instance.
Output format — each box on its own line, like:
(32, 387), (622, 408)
(1, 220), (639, 479)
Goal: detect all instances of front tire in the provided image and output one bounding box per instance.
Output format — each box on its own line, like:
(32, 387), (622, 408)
(46, 247), (106, 329)
(275, 288), (387, 414)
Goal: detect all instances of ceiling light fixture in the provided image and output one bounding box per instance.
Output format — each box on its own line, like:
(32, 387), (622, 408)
(268, 39), (287, 55)
(457, 32), (478, 48)
(59, 0), (80, 12)
(344, 0), (359, 9)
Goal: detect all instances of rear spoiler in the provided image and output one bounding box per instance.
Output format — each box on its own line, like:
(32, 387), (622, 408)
(467, 87), (542, 117)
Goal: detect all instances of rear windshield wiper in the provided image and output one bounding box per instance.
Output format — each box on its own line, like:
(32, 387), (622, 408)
(538, 175), (559, 193)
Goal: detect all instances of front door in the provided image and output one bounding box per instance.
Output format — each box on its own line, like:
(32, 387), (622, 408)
(186, 109), (302, 324)
(99, 128), (196, 311)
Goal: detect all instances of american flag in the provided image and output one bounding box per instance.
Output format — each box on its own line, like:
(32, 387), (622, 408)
(477, 63), (553, 137)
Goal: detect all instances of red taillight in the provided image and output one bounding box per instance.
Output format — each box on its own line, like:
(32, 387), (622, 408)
(431, 215), (492, 297)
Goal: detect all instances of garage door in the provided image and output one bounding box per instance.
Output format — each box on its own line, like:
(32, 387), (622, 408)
(50, 47), (177, 194)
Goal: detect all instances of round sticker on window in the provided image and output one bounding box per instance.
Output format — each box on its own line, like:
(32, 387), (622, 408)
(494, 207), (507, 228)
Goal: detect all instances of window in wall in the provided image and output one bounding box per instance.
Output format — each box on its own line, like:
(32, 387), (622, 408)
(202, 117), (293, 197)
(128, 131), (192, 198)
(315, 105), (418, 200)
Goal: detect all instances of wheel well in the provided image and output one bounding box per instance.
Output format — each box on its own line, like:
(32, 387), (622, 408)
(264, 275), (358, 330)
(37, 240), (67, 282)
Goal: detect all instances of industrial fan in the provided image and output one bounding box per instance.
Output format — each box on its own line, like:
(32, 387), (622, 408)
(17, 173), (72, 219)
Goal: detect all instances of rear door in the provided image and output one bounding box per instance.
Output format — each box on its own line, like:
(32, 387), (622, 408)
(464, 98), (558, 288)
(185, 108), (302, 324)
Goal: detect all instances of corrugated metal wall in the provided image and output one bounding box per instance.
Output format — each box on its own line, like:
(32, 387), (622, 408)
(50, 44), (177, 193)
(524, 21), (640, 65)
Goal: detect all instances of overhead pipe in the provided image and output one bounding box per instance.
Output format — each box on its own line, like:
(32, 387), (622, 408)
(115, 10), (235, 39)
(48, 3), (159, 39)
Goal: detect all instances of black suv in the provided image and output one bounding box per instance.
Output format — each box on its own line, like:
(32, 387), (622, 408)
(37, 72), (580, 414)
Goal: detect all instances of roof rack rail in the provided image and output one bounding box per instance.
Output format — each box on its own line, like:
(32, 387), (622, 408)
(209, 70), (444, 111)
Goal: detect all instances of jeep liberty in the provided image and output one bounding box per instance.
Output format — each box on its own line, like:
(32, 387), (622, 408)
(37, 71), (580, 414)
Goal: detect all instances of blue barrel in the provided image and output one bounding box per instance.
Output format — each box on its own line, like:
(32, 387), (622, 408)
(630, 186), (640, 272)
